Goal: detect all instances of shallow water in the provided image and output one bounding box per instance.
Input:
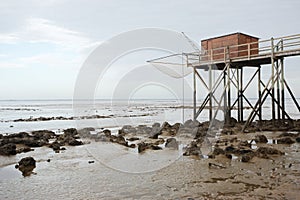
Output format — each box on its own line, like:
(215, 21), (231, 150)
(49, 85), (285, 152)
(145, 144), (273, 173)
(1, 138), (299, 199)
(0, 99), (300, 199)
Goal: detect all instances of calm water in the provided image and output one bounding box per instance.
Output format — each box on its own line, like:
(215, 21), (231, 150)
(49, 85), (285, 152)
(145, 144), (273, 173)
(0, 98), (299, 134)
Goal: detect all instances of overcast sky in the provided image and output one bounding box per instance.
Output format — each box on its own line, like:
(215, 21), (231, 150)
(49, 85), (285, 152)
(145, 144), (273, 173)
(0, 0), (300, 100)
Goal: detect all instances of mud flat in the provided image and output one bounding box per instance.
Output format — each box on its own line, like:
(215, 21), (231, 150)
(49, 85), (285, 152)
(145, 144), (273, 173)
(0, 119), (299, 199)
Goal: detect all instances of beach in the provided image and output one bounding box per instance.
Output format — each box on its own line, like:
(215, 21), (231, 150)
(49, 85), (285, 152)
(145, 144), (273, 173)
(0, 100), (299, 199)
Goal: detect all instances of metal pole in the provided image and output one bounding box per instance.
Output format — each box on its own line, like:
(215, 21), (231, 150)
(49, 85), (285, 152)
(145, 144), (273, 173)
(240, 67), (244, 122)
(193, 66), (196, 121)
(209, 64), (212, 121)
(258, 66), (262, 121)
(237, 67), (240, 122)
(276, 59), (281, 120)
(271, 37), (276, 122)
(224, 70), (227, 122)
(280, 39), (285, 120)
(227, 63), (231, 123)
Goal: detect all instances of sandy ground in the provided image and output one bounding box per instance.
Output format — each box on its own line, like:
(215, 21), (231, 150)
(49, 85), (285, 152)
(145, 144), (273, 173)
(0, 131), (299, 200)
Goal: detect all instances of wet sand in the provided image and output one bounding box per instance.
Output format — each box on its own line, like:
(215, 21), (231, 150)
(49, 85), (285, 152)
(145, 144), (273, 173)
(0, 130), (299, 200)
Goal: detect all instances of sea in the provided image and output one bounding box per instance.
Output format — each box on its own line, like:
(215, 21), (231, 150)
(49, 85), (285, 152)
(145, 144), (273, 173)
(0, 98), (299, 134)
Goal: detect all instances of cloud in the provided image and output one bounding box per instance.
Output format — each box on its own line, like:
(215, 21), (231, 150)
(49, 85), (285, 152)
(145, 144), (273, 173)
(0, 33), (19, 44)
(0, 61), (24, 69)
(0, 17), (103, 70)
(19, 52), (82, 69)
(0, 17), (100, 53)
(23, 17), (93, 51)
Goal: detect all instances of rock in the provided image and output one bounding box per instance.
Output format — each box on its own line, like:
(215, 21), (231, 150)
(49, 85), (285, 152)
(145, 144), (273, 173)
(0, 143), (17, 156)
(138, 142), (148, 153)
(238, 140), (251, 148)
(6, 132), (30, 139)
(127, 144), (136, 148)
(277, 137), (295, 144)
(165, 138), (178, 149)
(225, 153), (232, 159)
(47, 159), (51, 162)
(78, 127), (95, 137)
(254, 135), (268, 143)
(118, 125), (136, 136)
(224, 146), (236, 153)
(64, 128), (78, 137)
(31, 130), (56, 141)
(149, 127), (162, 139)
(212, 147), (225, 155)
(151, 145), (162, 150)
(137, 142), (162, 153)
(68, 137), (83, 146)
(221, 128), (234, 135)
(241, 153), (255, 162)
(110, 135), (128, 147)
(50, 141), (61, 151)
(127, 137), (139, 141)
(256, 147), (284, 155)
(23, 138), (47, 147)
(278, 132), (300, 138)
(161, 122), (180, 136)
(103, 129), (111, 137)
(230, 117), (238, 127)
(195, 127), (208, 139)
(16, 147), (34, 154)
(18, 157), (36, 176)
(88, 160), (95, 164)
(152, 122), (160, 128)
(184, 119), (200, 128)
(296, 137), (300, 143)
(183, 141), (201, 156)
(153, 138), (165, 145)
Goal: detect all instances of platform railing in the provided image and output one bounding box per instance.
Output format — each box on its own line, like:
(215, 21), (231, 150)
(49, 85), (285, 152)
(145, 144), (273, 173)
(197, 34), (300, 65)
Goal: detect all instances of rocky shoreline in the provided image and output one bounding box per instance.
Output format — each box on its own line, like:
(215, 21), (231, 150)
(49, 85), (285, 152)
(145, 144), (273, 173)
(1, 118), (300, 176)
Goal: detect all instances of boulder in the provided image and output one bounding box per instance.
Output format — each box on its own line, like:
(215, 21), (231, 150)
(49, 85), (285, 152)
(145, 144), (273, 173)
(254, 134), (268, 143)
(68, 137), (83, 146)
(23, 138), (46, 147)
(149, 127), (162, 139)
(152, 122), (160, 128)
(6, 132), (29, 139)
(183, 119), (200, 128)
(78, 127), (95, 137)
(137, 142), (162, 153)
(212, 147), (225, 155)
(103, 129), (111, 137)
(138, 142), (150, 153)
(277, 137), (295, 144)
(17, 147), (34, 154)
(18, 157), (36, 176)
(110, 135), (128, 147)
(118, 125), (136, 136)
(0, 143), (17, 156)
(31, 130), (56, 141)
(127, 137), (139, 141)
(183, 141), (201, 156)
(165, 138), (178, 149)
(256, 147), (284, 155)
(64, 128), (78, 137)
(49, 141), (61, 151)
(241, 152), (255, 162)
